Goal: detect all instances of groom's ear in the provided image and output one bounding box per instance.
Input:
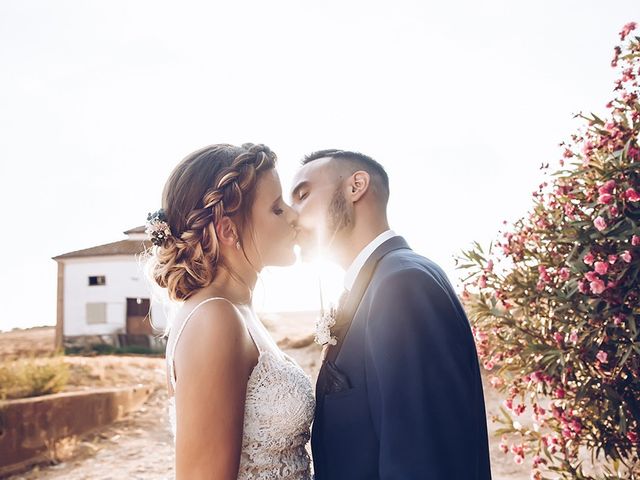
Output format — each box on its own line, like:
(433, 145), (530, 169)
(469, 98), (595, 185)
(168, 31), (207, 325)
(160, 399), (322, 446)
(216, 216), (239, 247)
(347, 170), (370, 203)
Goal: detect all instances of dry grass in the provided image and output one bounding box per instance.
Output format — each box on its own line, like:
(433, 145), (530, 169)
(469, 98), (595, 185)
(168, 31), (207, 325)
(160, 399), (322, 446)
(0, 357), (70, 400)
(0, 327), (166, 396)
(0, 326), (57, 361)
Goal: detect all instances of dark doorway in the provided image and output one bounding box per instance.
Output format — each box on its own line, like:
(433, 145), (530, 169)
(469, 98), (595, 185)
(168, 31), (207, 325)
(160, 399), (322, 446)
(126, 298), (152, 335)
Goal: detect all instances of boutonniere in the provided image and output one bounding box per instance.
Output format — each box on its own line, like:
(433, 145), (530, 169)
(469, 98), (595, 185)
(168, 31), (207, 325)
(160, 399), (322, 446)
(315, 305), (338, 347)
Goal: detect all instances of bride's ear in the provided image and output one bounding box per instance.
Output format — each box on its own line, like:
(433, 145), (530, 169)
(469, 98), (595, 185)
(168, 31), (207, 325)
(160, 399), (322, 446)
(216, 216), (239, 247)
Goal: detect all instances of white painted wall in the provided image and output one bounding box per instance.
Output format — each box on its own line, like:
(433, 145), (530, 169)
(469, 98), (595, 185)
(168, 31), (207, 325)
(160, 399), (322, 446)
(61, 255), (167, 336)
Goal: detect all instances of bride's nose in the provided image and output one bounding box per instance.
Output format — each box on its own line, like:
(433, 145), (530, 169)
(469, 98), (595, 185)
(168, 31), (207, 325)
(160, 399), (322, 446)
(284, 203), (299, 229)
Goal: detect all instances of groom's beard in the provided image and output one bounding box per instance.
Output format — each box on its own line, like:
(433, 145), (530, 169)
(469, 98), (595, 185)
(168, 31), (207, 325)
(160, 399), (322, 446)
(325, 185), (354, 245)
(297, 186), (353, 261)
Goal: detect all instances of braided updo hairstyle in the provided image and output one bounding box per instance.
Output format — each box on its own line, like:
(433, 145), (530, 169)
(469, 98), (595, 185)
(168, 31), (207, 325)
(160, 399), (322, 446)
(148, 143), (277, 301)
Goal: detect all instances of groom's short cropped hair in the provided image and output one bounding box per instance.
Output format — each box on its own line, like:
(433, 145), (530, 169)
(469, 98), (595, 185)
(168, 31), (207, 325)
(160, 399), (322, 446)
(302, 149), (390, 205)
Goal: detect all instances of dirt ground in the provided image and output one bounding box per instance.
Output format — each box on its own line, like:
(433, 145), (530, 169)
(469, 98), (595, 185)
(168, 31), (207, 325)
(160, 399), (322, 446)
(1, 318), (532, 480)
(0, 326), (59, 360)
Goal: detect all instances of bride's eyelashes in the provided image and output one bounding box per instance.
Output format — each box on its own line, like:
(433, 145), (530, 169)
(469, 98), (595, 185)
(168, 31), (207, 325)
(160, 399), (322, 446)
(271, 196), (285, 216)
(272, 199), (286, 216)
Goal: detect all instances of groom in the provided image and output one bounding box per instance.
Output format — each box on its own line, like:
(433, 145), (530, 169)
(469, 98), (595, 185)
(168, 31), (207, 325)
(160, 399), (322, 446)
(290, 150), (492, 480)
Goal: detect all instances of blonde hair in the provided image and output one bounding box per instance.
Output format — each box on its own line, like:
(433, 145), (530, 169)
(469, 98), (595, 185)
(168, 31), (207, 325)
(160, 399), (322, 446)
(147, 143), (276, 301)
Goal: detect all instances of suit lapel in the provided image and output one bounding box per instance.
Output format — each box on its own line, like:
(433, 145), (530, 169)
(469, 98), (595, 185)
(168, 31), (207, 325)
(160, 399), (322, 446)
(324, 235), (410, 365)
(312, 236), (410, 472)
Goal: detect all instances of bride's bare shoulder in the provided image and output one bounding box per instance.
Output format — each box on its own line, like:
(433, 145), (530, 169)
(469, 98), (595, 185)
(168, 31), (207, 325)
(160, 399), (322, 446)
(172, 298), (255, 374)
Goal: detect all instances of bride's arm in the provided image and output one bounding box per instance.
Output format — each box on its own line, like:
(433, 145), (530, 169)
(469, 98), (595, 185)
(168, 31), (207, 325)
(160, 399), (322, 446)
(173, 300), (256, 480)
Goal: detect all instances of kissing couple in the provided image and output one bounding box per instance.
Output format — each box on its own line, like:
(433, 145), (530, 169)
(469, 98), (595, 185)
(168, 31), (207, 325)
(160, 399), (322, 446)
(147, 143), (492, 479)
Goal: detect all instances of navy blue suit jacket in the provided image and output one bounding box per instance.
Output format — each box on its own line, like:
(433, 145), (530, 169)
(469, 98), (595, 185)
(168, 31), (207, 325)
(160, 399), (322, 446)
(311, 236), (492, 479)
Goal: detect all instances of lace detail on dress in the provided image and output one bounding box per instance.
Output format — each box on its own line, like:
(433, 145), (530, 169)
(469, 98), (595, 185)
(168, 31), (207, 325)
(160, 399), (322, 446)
(166, 300), (315, 480)
(237, 351), (314, 479)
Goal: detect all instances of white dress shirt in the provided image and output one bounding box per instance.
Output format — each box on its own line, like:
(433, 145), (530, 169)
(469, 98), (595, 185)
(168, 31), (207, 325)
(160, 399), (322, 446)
(344, 230), (398, 291)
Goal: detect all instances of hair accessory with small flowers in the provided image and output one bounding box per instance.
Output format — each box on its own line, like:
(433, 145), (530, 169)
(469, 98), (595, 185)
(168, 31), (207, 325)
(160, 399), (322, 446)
(146, 209), (172, 246)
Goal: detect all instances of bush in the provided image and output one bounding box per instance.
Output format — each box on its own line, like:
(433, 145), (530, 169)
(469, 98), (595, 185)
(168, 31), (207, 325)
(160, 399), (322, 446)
(0, 357), (70, 400)
(64, 344), (160, 356)
(457, 23), (640, 479)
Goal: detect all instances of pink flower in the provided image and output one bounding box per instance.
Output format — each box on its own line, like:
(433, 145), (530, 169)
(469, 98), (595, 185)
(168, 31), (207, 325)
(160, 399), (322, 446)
(478, 275), (487, 289)
(614, 314), (625, 326)
(584, 271), (599, 282)
(499, 440), (509, 454)
(583, 252), (595, 265)
(571, 419), (582, 433)
(553, 332), (564, 345)
(594, 261), (609, 275)
(514, 455), (524, 465)
(590, 278), (606, 294)
(596, 350), (608, 363)
(569, 330), (579, 344)
(620, 22), (637, 41)
(628, 431), (638, 443)
(633, 235), (640, 246)
(621, 250), (632, 263)
(483, 360), (495, 371)
(474, 330), (488, 343)
(489, 376), (503, 388)
(598, 179), (616, 195)
(598, 193), (613, 204)
(594, 216), (607, 231)
(578, 280), (589, 294)
(559, 267), (570, 281)
(608, 254), (618, 264)
(625, 188), (640, 202)
(485, 259), (494, 272)
(537, 265), (551, 283)
(610, 206), (619, 217)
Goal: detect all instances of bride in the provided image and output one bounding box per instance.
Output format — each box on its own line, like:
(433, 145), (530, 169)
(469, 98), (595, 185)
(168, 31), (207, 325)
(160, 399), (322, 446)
(145, 143), (314, 479)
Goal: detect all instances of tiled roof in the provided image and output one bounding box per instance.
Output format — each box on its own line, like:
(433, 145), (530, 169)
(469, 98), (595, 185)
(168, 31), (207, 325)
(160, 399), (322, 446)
(124, 225), (146, 234)
(53, 239), (151, 260)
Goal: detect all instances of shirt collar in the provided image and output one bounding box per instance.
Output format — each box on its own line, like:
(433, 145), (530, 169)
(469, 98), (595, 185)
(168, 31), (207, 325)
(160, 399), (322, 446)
(344, 230), (397, 291)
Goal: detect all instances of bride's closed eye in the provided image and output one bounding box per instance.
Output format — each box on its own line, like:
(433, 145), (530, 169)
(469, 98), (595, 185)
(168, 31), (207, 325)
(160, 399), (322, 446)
(272, 197), (285, 215)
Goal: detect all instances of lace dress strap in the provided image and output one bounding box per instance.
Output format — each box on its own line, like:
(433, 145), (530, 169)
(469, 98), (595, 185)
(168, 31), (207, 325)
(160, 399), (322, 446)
(168, 297), (226, 390)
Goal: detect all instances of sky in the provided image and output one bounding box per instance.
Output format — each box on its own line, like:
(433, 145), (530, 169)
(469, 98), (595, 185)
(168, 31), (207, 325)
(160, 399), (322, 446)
(0, 0), (637, 331)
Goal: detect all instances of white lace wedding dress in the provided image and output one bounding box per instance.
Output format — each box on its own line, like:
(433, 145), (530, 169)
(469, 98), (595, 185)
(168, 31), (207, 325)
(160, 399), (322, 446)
(166, 298), (315, 479)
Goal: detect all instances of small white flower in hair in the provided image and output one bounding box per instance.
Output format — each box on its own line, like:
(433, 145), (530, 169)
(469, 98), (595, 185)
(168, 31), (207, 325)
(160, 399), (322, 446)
(146, 209), (172, 246)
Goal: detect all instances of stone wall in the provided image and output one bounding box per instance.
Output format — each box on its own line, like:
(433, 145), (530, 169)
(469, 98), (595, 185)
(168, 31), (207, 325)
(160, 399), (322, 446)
(0, 385), (152, 477)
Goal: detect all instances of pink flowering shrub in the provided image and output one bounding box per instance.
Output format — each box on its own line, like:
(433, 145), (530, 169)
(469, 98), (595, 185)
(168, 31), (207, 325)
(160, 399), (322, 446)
(458, 23), (640, 479)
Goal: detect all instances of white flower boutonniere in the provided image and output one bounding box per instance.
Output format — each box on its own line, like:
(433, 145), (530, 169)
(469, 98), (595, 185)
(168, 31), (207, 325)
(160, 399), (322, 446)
(315, 305), (338, 347)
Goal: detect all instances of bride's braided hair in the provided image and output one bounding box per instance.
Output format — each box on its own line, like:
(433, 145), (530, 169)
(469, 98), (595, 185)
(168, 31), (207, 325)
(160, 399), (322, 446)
(148, 143), (277, 301)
